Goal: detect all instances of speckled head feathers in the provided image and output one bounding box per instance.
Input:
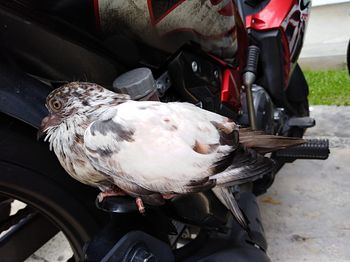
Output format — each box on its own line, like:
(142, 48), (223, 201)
(38, 82), (130, 137)
(45, 82), (130, 116)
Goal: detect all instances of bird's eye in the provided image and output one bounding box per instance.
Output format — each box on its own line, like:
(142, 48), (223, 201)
(48, 98), (62, 112)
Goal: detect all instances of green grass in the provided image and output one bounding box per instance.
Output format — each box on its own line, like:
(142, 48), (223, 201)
(304, 70), (350, 106)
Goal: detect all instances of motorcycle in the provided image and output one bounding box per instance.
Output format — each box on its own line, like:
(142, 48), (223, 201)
(0, 0), (329, 261)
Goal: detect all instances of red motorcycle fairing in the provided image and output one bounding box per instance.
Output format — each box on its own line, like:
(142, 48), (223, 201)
(246, 0), (311, 85)
(94, 0), (243, 60)
(221, 68), (241, 110)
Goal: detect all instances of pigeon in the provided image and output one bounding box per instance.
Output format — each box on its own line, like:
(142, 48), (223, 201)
(38, 82), (304, 229)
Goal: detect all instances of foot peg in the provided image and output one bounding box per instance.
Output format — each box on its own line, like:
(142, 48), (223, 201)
(287, 117), (316, 129)
(275, 138), (330, 161)
(96, 196), (138, 213)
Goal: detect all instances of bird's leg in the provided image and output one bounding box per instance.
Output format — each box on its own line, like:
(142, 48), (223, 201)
(161, 193), (177, 200)
(135, 197), (145, 214)
(97, 187), (127, 203)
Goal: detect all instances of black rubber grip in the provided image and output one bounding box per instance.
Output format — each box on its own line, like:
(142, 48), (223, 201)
(244, 46), (260, 74)
(275, 139), (330, 160)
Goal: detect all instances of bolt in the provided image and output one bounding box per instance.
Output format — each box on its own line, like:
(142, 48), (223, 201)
(191, 61), (198, 72)
(274, 113), (279, 120)
(181, 228), (191, 239)
(214, 70), (219, 79)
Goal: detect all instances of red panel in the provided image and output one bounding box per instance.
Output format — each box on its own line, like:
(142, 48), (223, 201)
(93, 0), (101, 31)
(280, 29), (291, 88)
(221, 69), (241, 111)
(246, 0), (296, 30)
(147, 0), (155, 24)
(208, 54), (228, 67)
(221, 69), (232, 101)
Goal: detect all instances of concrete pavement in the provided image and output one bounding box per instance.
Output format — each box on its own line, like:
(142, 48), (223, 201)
(259, 149), (350, 261)
(305, 106), (350, 148)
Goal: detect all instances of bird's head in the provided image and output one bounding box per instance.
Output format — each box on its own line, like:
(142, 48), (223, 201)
(37, 82), (129, 139)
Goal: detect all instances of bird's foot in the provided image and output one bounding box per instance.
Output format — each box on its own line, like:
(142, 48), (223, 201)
(135, 197), (146, 215)
(97, 189), (127, 203)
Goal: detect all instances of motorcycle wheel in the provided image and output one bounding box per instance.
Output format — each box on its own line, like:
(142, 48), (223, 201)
(0, 196), (12, 222)
(0, 113), (107, 261)
(286, 63), (310, 137)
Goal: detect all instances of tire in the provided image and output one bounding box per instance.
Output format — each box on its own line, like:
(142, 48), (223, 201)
(286, 63), (310, 138)
(0, 114), (108, 261)
(0, 196), (12, 223)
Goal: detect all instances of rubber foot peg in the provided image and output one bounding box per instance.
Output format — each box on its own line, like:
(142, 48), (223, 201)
(275, 139), (330, 160)
(288, 117), (316, 128)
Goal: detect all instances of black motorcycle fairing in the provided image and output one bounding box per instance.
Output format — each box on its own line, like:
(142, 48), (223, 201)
(168, 191), (229, 228)
(251, 29), (287, 108)
(0, 62), (50, 129)
(84, 192), (270, 261)
(0, 1), (131, 84)
(100, 231), (174, 262)
(286, 64), (309, 104)
(1, 0), (172, 70)
(238, 0), (271, 18)
(14, 0), (96, 32)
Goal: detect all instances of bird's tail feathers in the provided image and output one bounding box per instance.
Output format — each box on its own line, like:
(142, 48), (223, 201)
(239, 128), (305, 154)
(211, 145), (274, 186)
(212, 187), (247, 229)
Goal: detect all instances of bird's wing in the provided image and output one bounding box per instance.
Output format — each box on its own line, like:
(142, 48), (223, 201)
(83, 101), (239, 194)
(212, 187), (247, 229)
(211, 145), (274, 186)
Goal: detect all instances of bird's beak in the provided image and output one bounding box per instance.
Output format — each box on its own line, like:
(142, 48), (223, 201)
(37, 114), (61, 140)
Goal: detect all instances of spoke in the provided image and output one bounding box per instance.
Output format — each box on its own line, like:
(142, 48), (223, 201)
(0, 206), (34, 233)
(0, 209), (59, 261)
(0, 197), (13, 209)
(0, 197), (12, 223)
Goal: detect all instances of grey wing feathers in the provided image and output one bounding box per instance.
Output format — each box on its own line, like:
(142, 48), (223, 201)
(239, 128), (305, 154)
(210, 128), (303, 230)
(211, 145), (274, 186)
(212, 187), (247, 229)
(210, 128), (302, 186)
